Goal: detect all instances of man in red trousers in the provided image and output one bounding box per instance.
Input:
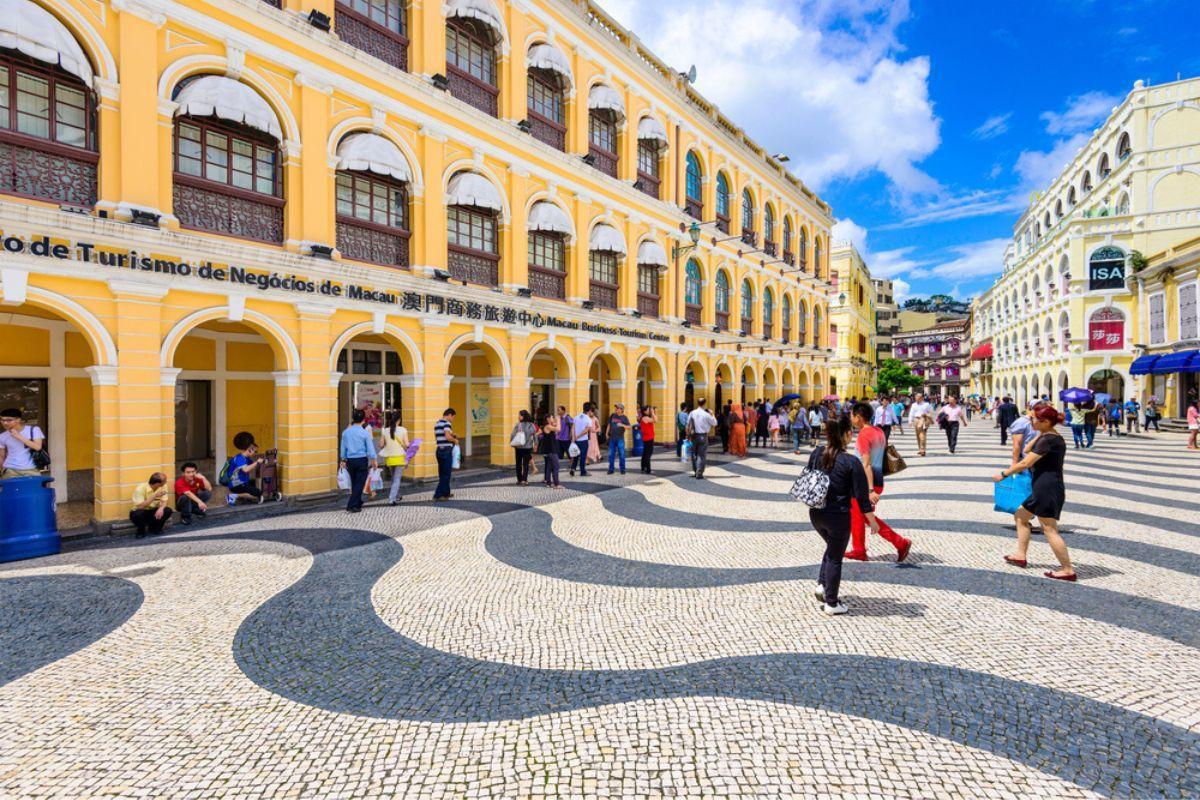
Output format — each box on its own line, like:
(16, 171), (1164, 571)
(846, 402), (911, 562)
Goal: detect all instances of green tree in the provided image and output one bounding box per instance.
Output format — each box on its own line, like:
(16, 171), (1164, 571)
(874, 358), (923, 395)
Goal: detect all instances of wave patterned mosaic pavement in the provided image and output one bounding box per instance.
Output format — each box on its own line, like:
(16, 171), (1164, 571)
(1, 424), (1199, 798)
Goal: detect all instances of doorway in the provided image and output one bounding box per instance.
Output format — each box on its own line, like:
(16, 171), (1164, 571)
(174, 379), (213, 466)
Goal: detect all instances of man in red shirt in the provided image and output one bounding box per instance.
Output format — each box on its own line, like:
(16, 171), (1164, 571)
(175, 461), (212, 525)
(846, 402), (911, 562)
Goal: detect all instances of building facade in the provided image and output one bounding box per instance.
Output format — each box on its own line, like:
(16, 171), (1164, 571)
(872, 277), (898, 361)
(829, 243), (877, 398)
(0, 0), (836, 526)
(976, 75), (1200, 409)
(1129, 236), (1200, 417)
(893, 319), (969, 399)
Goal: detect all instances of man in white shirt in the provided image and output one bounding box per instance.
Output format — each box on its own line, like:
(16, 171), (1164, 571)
(907, 393), (934, 456)
(686, 398), (718, 479)
(872, 396), (898, 442)
(570, 404), (593, 477)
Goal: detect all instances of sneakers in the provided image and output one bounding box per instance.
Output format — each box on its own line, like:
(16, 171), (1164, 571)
(822, 602), (849, 616)
(896, 539), (912, 563)
(226, 493), (237, 507)
(844, 550), (868, 561)
(813, 585), (826, 603)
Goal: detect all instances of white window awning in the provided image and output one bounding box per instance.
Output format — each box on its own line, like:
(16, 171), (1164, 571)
(444, 0), (505, 39)
(526, 43), (571, 84)
(589, 223), (626, 255)
(637, 116), (668, 146)
(446, 171), (503, 210)
(528, 201), (572, 236)
(336, 133), (412, 182)
(0, 0), (94, 85)
(588, 84), (625, 120)
(636, 239), (668, 266)
(174, 76), (282, 140)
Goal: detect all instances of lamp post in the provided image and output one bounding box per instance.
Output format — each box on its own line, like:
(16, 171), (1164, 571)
(672, 221), (703, 323)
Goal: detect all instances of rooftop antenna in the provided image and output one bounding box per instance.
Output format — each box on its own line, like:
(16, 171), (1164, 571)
(684, 64), (697, 84)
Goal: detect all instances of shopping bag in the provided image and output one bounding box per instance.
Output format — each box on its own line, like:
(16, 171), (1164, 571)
(993, 472), (1032, 514)
(568, 441), (581, 458)
(680, 440), (692, 462)
(368, 467), (384, 491)
(336, 467), (351, 490)
(451, 444), (462, 469)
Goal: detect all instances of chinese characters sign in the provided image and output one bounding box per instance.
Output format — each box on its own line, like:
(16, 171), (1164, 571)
(1088, 308), (1124, 351)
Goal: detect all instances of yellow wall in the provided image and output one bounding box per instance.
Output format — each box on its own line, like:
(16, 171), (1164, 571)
(226, 380), (275, 452)
(65, 377), (94, 471)
(0, 324), (49, 366)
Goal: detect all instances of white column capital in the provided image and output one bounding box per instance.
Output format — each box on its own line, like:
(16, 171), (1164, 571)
(85, 365), (119, 386)
(160, 367), (183, 386)
(273, 370), (302, 387)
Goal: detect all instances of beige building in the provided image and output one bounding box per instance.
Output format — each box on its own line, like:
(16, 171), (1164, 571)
(873, 277), (898, 361)
(830, 243), (877, 398)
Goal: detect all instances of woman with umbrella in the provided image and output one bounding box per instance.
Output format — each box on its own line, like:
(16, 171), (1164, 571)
(995, 405), (1076, 581)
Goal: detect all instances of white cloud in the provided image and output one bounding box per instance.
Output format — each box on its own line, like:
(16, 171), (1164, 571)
(1039, 91), (1118, 136)
(875, 189), (1025, 229)
(891, 277), (911, 301)
(1014, 133), (1089, 190)
(832, 217), (920, 279)
(909, 238), (1009, 281)
(601, 0), (941, 197)
(987, 163), (1003, 179)
(971, 113), (1011, 140)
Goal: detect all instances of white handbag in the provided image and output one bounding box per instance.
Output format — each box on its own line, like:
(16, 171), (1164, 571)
(789, 467), (830, 509)
(336, 467), (351, 490)
(510, 429), (527, 448)
(567, 441), (581, 458)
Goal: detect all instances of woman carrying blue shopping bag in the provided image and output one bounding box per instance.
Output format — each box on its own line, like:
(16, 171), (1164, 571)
(993, 405), (1076, 582)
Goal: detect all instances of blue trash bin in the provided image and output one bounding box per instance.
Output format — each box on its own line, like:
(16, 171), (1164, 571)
(631, 423), (643, 456)
(0, 475), (59, 562)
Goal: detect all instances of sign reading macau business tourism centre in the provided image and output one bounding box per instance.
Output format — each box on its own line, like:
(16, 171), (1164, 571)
(0, 230), (670, 343)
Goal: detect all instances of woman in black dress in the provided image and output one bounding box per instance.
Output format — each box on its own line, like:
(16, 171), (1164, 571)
(994, 405), (1076, 581)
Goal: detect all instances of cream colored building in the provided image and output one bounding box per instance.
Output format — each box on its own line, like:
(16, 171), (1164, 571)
(976, 75), (1200, 407)
(829, 242), (877, 398)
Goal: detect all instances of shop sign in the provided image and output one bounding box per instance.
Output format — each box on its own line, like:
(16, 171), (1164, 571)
(1088, 247), (1126, 291)
(1088, 320), (1123, 350)
(0, 230), (669, 342)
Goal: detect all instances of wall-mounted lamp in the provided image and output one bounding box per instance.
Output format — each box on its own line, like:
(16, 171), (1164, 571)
(307, 9), (331, 30)
(431, 74), (449, 91)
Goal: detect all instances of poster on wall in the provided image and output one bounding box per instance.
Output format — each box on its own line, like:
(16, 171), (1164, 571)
(353, 381), (384, 428)
(470, 384), (491, 430)
(1088, 309), (1125, 351)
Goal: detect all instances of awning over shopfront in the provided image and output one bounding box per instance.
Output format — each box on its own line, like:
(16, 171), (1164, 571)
(336, 133), (412, 182)
(0, 0), (94, 85)
(970, 342), (993, 360)
(1149, 350), (1200, 375)
(589, 223), (626, 254)
(174, 76), (282, 139)
(446, 172), (503, 210)
(1129, 354), (1160, 375)
(637, 116), (669, 146)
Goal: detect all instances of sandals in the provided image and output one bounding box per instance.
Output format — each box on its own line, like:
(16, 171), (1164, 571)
(1044, 570), (1077, 582)
(1003, 555), (1027, 567)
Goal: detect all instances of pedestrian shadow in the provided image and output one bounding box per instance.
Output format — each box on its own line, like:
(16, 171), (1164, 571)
(103, 565), (163, 579)
(840, 596), (927, 618)
(852, 554), (945, 565)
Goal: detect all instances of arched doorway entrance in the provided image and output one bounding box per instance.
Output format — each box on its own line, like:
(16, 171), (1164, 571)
(0, 303), (100, 526)
(588, 352), (624, 417)
(331, 326), (422, 439)
(1087, 369), (1124, 399)
(635, 354), (666, 411)
(683, 359), (707, 410)
(714, 362), (733, 410)
(527, 342), (572, 422)
(445, 337), (509, 467)
(741, 365), (757, 404)
(762, 365), (778, 402)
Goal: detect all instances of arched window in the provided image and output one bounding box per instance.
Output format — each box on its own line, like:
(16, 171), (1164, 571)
(763, 206), (776, 256)
(587, 84), (623, 179)
(172, 76), (284, 243)
(635, 239), (666, 318)
(1116, 192), (1130, 215)
(1043, 211), (1051, 230)
(814, 237), (823, 278)
(1055, 200), (1063, 219)
(0, 8), (98, 209)
(1059, 310), (1070, 353)
(715, 271), (731, 329)
(1117, 131), (1131, 161)
(1034, 222), (1041, 239)
(527, 200), (572, 299)
(1082, 170), (1093, 192)
(1087, 306), (1124, 351)
(798, 300), (808, 345)
(781, 294), (792, 341)
(685, 152), (703, 220)
(1068, 186), (1077, 207)
(1097, 152), (1110, 178)
(684, 259), (703, 325)
(782, 217), (794, 265)
(762, 288), (775, 339)
(446, 171), (502, 285)
(336, 0), (408, 70)
(740, 279), (754, 333)
(813, 305), (823, 348)
(334, 133), (412, 268)
(799, 228), (808, 271)
(740, 189), (755, 245)
(446, 11), (501, 116)
(587, 222), (624, 309)
(526, 43), (570, 151)
(715, 172), (731, 232)
(635, 116), (667, 199)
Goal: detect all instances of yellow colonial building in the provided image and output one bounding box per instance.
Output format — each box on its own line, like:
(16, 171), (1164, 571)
(1130, 236), (1199, 418)
(975, 75), (1200, 408)
(829, 242), (876, 398)
(0, 0), (836, 527)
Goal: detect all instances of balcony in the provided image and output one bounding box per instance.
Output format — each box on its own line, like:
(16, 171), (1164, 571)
(635, 172), (660, 200)
(782, 326), (791, 343)
(528, 265), (566, 299)
(763, 241), (776, 257)
(335, 5), (408, 71)
(336, 219), (410, 269)
(447, 67), (498, 117)
(447, 245), (498, 286)
(783, 250), (794, 267)
(588, 145), (618, 179)
(685, 303), (702, 326)
(716, 310), (729, 330)
(173, 178), (283, 244)
(763, 322), (772, 339)
(528, 113), (565, 151)
(637, 292), (659, 318)
(0, 138), (98, 208)
(740, 230), (756, 247)
(716, 214), (729, 234)
(685, 198), (703, 221)
(589, 280), (618, 309)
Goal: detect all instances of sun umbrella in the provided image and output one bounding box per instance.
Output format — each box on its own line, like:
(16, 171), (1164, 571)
(1094, 393), (1112, 405)
(823, 394), (840, 401)
(1059, 387), (1093, 404)
(774, 393), (801, 405)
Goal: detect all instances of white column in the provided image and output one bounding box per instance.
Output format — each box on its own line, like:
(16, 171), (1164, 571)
(214, 342), (227, 471)
(48, 328), (67, 502)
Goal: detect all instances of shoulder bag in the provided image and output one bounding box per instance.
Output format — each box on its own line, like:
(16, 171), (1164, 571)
(883, 444), (906, 476)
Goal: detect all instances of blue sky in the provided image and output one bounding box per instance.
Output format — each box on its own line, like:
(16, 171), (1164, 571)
(604, 0), (1200, 301)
